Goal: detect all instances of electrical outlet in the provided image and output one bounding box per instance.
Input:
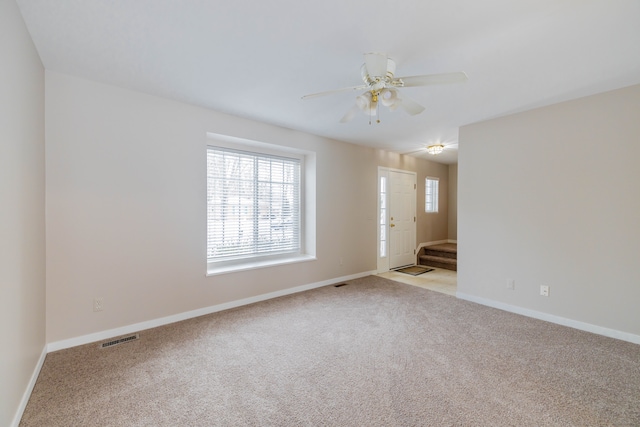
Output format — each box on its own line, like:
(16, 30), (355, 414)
(507, 279), (515, 290)
(540, 285), (550, 297)
(93, 297), (104, 312)
(339, 257), (343, 266)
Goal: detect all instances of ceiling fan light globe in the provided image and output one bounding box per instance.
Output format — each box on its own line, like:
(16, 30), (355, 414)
(379, 88), (398, 107)
(356, 93), (371, 111)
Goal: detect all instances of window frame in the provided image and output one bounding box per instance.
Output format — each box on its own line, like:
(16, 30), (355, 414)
(425, 177), (439, 213)
(206, 134), (316, 276)
(379, 175), (387, 258)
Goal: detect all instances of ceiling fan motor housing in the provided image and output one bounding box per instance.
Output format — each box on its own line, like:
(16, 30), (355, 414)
(361, 54), (396, 87)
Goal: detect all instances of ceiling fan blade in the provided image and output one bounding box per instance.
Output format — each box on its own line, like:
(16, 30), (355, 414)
(364, 52), (388, 78)
(301, 85), (368, 100)
(339, 105), (360, 123)
(395, 71), (468, 88)
(397, 94), (425, 116)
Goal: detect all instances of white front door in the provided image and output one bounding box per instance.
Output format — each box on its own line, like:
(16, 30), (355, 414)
(388, 170), (416, 269)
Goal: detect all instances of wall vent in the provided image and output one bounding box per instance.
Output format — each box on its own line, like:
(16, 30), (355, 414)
(100, 334), (139, 349)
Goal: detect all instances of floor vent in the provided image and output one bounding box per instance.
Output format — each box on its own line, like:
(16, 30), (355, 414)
(100, 334), (139, 349)
(334, 283), (348, 288)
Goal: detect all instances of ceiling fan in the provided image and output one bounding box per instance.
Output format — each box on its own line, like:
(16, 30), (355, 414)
(301, 52), (468, 123)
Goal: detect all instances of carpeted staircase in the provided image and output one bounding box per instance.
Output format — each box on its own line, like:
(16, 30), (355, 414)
(418, 243), (457, 271)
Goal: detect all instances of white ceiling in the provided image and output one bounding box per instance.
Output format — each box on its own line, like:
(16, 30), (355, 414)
(16, 0), (640, 164)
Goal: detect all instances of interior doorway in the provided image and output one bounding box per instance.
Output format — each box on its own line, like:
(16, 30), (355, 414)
(377, 167), (416, 272)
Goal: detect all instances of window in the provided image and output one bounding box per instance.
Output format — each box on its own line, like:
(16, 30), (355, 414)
(379, 176), (387, 258)
(207, 146), (301, 264)
(425, 177), (439, 213)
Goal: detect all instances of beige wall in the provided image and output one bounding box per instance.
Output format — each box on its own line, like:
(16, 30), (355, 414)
(458, 84), (640, 339)
(0, 1), (46, 425)
(448, 164), (458, 241)
(45, 71), (384, 343)
(45, 71), (453, 344)
(416, 159), (449, 244)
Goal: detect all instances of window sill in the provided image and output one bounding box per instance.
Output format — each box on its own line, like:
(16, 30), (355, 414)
(206, 254), (316, 276)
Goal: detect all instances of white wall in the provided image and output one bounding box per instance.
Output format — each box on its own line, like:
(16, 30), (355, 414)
(458, 84), (640, 339)
(0, 1), (46, 425)
(45, 71), (384, 343)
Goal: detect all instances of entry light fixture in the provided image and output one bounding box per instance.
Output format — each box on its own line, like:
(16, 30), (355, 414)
(426, 144), (445, 155)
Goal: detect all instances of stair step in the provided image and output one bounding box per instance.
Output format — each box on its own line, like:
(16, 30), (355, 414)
(419, 255), (457, 271)
(423, 243), (457, 260)
(423, 249), (457, 259)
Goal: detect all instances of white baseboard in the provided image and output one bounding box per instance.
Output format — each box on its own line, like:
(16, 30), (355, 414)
(11, 345), (47, 427)
(456, 292), (640, 345)
(447, 239), (457, 244)
(47, 270), (377, 352)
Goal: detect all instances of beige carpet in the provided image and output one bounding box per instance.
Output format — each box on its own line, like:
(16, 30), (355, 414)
(21, 276), (640, 426)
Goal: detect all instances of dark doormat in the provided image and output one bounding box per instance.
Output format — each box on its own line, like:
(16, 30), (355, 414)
(395, 266), (434, 276)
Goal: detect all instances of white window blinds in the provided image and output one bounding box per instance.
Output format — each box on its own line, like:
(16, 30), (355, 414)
(207, 147), (301, 261)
